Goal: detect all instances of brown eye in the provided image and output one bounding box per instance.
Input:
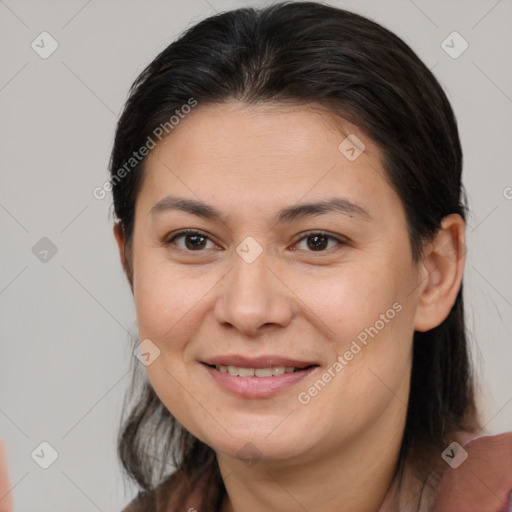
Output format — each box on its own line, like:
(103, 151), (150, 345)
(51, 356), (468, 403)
(165, 230), (345, 253)
(166, 230), (216, 251)
(293, 232), (344, 252)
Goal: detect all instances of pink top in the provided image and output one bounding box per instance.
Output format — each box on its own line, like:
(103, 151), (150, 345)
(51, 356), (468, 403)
(377, 432), (512, 512)
(430, 432), (512, 512)
(123, 431), (512, 512)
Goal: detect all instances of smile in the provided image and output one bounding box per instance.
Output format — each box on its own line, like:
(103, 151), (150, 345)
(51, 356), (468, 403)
(214, 364), (311, 376)
(202, 363), (319, 398)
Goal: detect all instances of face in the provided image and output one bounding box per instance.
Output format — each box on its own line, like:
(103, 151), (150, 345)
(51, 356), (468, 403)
(123, 102), (424, 467)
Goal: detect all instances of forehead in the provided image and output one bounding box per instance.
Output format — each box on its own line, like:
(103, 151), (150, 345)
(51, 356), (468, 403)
(148, 101), (381, 171)
(137, 101), (402, 225)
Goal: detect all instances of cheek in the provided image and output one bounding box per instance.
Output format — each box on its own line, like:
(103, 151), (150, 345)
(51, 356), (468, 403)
(133, 264), (174, 338)
(315, 305), (413, 437)
(132, 255), (223, 369)
(296, 262), (401, 338)
(132, 247), (196, 333)
(304, 259), (415, 387)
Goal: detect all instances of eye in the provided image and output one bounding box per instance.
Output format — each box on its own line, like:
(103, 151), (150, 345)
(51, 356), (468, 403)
(164, 230), (345, 253)
(292, 231), (345, 252)
(165, 229), (218, 251)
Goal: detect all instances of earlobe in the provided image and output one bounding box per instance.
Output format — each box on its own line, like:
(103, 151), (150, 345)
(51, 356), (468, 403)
(413, 214), (466, 332)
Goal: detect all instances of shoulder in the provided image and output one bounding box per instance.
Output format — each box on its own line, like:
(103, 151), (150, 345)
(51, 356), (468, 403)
(120, 491), (154, 512)
(120, 498), (141, 512)
(432, 431), (512, 512)
(120, 472), (207, 512)
(120, 501), (139, 512)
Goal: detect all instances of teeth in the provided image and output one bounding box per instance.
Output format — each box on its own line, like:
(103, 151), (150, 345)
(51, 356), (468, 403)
(216, 365), (298, 377)
(239, 367), (256, 377)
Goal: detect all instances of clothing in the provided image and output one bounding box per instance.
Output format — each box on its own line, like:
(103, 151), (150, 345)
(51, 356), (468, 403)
(431, 431), (512, 512)
(122, 431), (512, 512)
(377, 431), (512, 512)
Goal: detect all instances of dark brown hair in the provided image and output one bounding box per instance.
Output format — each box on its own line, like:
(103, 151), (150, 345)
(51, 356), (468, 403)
(110, 2), (479, 510)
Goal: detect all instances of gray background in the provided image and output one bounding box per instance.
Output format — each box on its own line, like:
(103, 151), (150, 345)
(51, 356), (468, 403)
(1, 0), (511, 510)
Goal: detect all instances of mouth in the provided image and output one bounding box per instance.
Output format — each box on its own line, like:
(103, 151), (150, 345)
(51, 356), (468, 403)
(203, 363), (318, 377)
(200, 360), (320, 398)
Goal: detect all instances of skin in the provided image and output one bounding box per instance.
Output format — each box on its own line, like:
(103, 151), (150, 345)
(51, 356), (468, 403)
(106, 101), (466, 512)
(0, 440), (13, 512)
(0, 103), (466, 512)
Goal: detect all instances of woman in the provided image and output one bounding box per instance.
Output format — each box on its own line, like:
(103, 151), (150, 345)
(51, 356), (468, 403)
(2, 2), (510, 511)
(110, 2), (511, 511)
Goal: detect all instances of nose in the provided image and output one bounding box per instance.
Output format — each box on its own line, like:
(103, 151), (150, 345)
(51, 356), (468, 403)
(213, 248), (294, 337)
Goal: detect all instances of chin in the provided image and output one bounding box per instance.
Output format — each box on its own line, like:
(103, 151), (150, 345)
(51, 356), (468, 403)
(206, 428), (317, 465)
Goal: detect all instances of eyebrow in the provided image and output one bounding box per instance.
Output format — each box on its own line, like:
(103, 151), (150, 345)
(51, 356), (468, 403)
(149, 195), (372, 224)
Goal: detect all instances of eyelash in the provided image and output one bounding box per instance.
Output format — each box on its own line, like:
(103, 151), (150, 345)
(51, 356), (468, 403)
(164, 229), (346, 253)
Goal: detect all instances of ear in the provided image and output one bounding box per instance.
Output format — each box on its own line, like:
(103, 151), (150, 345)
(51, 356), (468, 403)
(413, 213), (466, 332)
(113, 221), (134, 291)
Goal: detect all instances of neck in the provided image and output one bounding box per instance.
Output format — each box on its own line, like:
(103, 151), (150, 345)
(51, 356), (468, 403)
(217, 399), (407, 512)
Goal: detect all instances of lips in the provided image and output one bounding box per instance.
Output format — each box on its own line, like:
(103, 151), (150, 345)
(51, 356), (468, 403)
(201, 355), (318, 369)
(202, 360), (319, 398)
